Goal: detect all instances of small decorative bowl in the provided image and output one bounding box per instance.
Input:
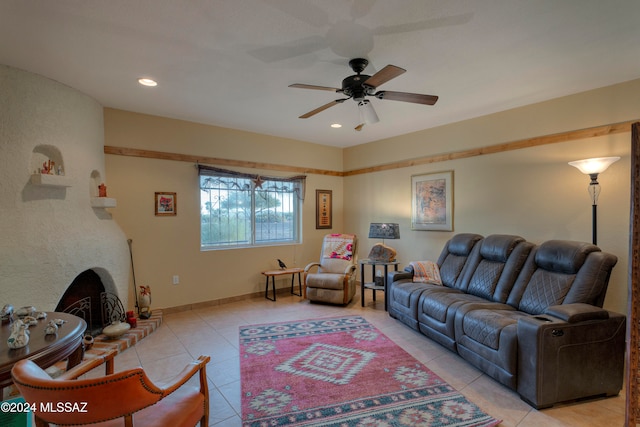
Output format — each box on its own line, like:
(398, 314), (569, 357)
(102, 321), (131, 339)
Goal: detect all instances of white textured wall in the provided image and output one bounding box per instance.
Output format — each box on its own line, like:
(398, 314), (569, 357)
(0, 65), (130, 311)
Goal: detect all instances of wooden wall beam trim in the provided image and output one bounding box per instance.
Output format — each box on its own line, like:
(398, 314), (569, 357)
(344, 120), (637, 176)
(103, 146), (343, 176)
(105, 119), (636, 177)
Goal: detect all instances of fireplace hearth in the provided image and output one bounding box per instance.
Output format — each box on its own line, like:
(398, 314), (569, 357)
(55, 269), (126, 336)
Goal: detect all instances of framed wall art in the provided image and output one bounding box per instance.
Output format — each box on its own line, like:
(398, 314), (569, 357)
(155, 192), (177, 216)
(316, 189), (332, 229)
(411, 171), (453, 231)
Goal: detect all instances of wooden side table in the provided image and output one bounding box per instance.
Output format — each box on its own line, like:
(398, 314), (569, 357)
(359, 259), (399, 310)
(261, 267), (304, 301)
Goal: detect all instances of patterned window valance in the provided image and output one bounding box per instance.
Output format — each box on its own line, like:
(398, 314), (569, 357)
(197, 164), (306, 200)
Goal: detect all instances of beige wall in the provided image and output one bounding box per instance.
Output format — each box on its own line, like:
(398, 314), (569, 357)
(344, 79), (640, 315)
(104, 109), (344, 309)
(105, 79), (639, 314)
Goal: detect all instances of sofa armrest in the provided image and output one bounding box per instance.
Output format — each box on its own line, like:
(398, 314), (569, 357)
(388, 270), (413, 283)
(516, 310), (626, 408)
(543, 303), (609, 323)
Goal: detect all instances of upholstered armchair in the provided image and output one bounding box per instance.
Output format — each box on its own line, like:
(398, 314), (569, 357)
(304, 233), (358, 305)
(11, 355), (210, 427)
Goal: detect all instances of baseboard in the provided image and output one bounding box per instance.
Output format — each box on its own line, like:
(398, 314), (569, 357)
(161, 287), (298, 314)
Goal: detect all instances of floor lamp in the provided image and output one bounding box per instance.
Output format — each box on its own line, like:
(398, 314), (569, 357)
(568, 156), (620, 245)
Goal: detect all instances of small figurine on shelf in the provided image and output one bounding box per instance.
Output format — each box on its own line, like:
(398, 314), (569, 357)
(139, 285), (152, 319)
(41, 161), (50, 174)
(98, 183), (107, 197)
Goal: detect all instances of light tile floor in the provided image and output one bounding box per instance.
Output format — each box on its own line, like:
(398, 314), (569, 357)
(87, 291), (626, 426)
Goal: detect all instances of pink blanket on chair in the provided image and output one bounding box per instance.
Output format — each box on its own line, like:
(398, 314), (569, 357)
(323, 233), (355, 260)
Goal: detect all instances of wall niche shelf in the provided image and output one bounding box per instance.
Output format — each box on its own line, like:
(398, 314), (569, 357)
(91, 197), (117, 208)
(30, 173), (72, 187)
(89, 170), (116, 208)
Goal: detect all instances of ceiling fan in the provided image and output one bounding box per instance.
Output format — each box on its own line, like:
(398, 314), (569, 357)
(289, 58), (438, 131)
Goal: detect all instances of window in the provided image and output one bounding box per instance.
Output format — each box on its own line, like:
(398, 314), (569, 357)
(198, 165), (305, 249)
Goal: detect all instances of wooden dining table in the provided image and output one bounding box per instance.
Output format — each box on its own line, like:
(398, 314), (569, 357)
(0, 311), (86, 391)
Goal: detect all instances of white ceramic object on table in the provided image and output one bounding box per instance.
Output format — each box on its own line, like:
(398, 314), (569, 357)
(102, 321), (131, 338)
(7, 319), (30, 349)
(44, 320), (58, 335)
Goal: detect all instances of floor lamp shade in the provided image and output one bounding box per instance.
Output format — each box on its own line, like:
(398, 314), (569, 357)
(568, 156), (620, 245)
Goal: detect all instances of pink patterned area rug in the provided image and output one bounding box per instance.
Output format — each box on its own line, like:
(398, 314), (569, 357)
(240, 316), (501, 427)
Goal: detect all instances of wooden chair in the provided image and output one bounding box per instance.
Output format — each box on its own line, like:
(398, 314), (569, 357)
(11, 355), (210, 427)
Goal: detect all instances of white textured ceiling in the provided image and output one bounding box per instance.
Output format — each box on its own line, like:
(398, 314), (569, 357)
(1, 0), (639, 148)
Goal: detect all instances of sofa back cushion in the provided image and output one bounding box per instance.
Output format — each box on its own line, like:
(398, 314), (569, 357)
(508, 240), (617, 314)
(458, 234), (533, 301)
(436, 233), (483, 288)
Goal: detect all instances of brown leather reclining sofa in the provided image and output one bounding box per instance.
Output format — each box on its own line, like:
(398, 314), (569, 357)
(387, 233), (625, 409)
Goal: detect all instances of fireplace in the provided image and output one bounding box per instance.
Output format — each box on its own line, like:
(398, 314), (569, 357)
(0, 65), (130, 315)
(54, 268), (129, 336)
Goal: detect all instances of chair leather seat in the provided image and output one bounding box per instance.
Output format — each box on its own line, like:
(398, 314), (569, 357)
(90, 386), (205, 427)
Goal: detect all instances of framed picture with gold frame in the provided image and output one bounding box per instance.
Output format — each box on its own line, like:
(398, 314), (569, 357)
(411, 171), (453, 231)
(155, 192), (177, 216)
(315, 189), (332, 229)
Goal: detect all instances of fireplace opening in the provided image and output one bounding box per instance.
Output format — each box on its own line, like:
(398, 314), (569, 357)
(55, 269), (126, 336)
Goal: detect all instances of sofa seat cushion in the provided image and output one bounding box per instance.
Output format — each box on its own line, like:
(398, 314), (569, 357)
(418, 288), (485, 323)
(458, 308), (526, 350)
(416, 288), (489, 351)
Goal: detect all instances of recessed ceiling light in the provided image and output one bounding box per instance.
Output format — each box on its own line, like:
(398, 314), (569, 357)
(138, 78), (158, 87)
(330, 123), (342, 128)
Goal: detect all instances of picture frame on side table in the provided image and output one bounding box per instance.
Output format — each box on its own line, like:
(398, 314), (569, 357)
(155, 192), (177, 216)
(316, 189), (332, 229)
(411, 171), (453, 231)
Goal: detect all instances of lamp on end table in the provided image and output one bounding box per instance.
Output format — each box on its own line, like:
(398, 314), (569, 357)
(368, 223), (400, 262)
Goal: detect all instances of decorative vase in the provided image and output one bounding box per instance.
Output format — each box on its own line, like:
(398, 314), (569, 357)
(139, 285), (152, 319)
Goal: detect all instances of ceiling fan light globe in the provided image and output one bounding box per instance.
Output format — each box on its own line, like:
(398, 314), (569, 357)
(358, 100), (379, 125)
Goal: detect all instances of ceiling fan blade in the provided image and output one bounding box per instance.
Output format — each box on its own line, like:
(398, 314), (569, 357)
(289, 83), (341, 92)
(362, 65), (406, 88)
(375, 90), (438, 105)
(372, 13), (474, 36)
(299, 99), (347, 119)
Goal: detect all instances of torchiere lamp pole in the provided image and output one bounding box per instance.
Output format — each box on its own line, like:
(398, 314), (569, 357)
(568, 156), (620, 245)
